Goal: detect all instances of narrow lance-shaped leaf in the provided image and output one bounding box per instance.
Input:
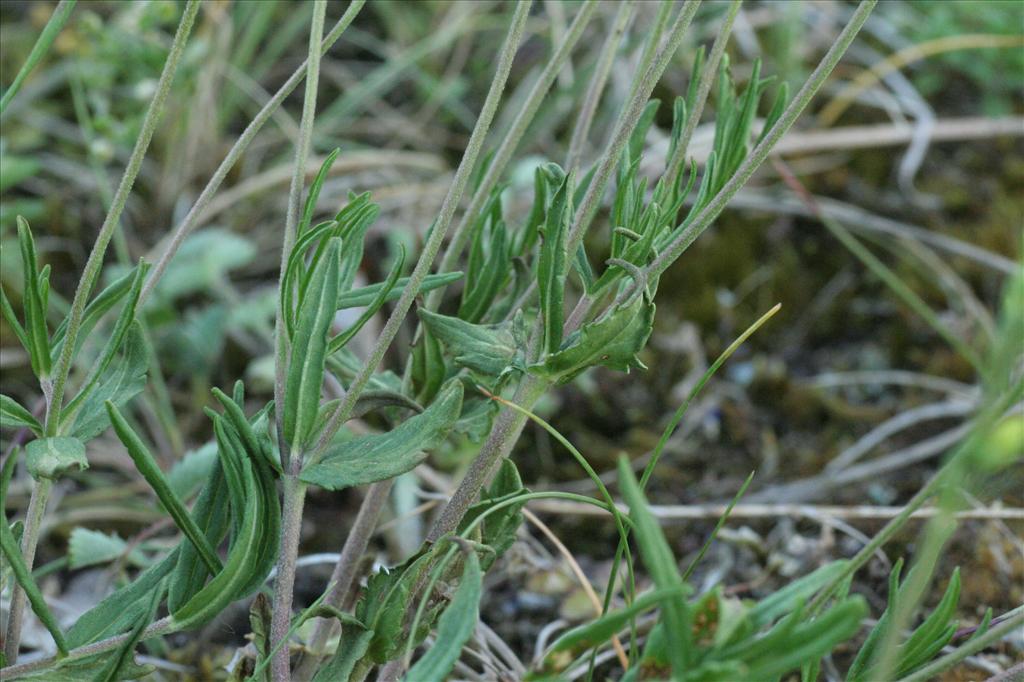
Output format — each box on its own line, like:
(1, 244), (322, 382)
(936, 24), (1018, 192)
(0, 282), (30, 353)
(537, 165), (572, 355)
(0, 394), (42, 435)
(285, 237), (341, 451)
(66, 321), (148, 441)
(299, 148), (341, 235)
(545, 587), (687, 664)
(106, 401), (223, 575)
(60, 260), (150, 423)
(17, 216), (51, 377)
(301, 379), (464, 491)
(404, 541), (483, 682)
(336, 271), (463, 310)
(0, 508), (68, 654)
(328, 244), (406, 355)
(617, 456), (692, 673)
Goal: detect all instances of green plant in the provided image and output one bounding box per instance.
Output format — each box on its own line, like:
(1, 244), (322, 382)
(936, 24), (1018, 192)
(5, 0), (1019, 680)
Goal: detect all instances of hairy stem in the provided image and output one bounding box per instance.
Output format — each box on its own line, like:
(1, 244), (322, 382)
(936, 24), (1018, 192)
(0, 617), (175, 677)
(269, 2), (327, 679)
(3, 477), (52, 663)
(138, 0), (366, 307)
(269, 475), (308, 681)
(565, 1), (634, 172)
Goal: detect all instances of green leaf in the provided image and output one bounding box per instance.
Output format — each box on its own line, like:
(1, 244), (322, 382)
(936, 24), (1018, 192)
(25, 436), (87, 480)
(68, 528), (145, 569)
(169, 456), (262, 630)
(0, 394), (42, 435)
(4, 653), (153, 681)
(748, 560), (850, 628)
(458, 459), (526, 568)
(617, 456), (692, 673)
(404, 543), (483, 682)
(336, 271), (464, 310)
(301, 379), (463, 491)
(741, 597), (867, 680)
(50, 262), (135, 359)
(107, 401), (223, 576)
(356, 548), (440, 664)
(545, 587), (687, 662)
(94, 577), (164, 682)
(533, 294), (654, 383)
(248, 593), (273, 679)
(417, 309), (519, 376)
(285, 237), (341, 450)
(66, 322), (148, 441)
(537, 165), (571, 356)
(300, 149), (341, 235)
(17, 216), (51, 378)
(1, 281), (31, 355)
(312, 626), (375, 682)
(167, 454), (230, 612)
(328, 244), (406, 356)
(0, 507), (68, 654)
(411, 323), (445, 405)
(66, 552), (177, 648)
(60, 261), (149, 425)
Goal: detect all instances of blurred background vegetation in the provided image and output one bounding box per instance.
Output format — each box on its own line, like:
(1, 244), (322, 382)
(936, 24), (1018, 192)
(1, 0), (1021, 677)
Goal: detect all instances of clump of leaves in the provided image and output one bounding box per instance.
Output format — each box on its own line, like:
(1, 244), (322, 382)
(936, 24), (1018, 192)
(6, 1), (1008, 681)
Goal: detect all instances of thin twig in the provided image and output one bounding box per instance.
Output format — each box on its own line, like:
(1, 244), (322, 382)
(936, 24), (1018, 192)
(565, 1), (635, 172)
(526, 499), (1024, 522)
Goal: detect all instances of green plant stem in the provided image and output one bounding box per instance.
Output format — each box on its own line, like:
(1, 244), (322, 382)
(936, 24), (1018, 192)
(138, 0), (366, 307)
(0, 0), (77, 116)
(268, 3), (327, 678)
(893, 610), (1024, 682)
(3, 477), (53, 663)
(641, 0), (877, 283)
(45, 0), (200, 436)
(428, 377), (549, 542)
(664, 0), (740, 188)
(425, 0), (598, 313)
(565, 1), (634, 173)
